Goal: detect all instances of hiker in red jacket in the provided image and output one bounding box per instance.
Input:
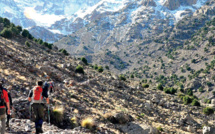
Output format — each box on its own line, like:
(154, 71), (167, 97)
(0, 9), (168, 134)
(28, 81), (49, 134)
(0, 82), (10, 134)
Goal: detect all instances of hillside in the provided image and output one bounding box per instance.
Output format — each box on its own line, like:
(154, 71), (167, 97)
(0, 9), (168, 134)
(0, 21), (215, 133)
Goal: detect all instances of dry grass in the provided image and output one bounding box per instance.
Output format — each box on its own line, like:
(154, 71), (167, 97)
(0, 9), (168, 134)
(81, 117), (95, 129)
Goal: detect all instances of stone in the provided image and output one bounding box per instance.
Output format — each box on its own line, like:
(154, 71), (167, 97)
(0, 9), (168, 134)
(203, 126), (215, 134)
(187, 125), (195, 133)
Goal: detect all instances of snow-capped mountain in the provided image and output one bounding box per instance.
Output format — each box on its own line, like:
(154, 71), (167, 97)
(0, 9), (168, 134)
(0, 0), (208, 43)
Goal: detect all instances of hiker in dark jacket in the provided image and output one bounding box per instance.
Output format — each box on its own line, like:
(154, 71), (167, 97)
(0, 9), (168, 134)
(6, 85), (13, 128)
(0, 82), (10, 134)
(28, 81), (49, 134)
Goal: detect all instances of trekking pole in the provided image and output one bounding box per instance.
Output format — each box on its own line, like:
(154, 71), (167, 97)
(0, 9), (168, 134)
(48, 104), (50, 125)
(29, 103), (31, 120)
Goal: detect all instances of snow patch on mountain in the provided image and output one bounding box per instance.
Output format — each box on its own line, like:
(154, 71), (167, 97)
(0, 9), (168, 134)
(24, 7), (64, 27)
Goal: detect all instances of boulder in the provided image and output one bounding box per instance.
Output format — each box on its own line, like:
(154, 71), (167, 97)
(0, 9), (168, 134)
(203, 126), (215, 134)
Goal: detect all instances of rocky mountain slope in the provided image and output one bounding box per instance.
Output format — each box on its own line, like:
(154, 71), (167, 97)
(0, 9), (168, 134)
(0, 21), (215, 134)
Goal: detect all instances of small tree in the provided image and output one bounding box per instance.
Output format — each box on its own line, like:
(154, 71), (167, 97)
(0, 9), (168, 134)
(22, 29), (29, 37)
(191, 99), (200, 106)
(81, 57), (88, 65)
(93, 64), (98, 70)
(16, 25), (22, 33)
(183, 96), (192, 105)
(130, 74), (134, 78)
(75, 65), (84, 74)
(25, 41), (30, 47)
(59, 49), (69, 56)
(203, 107), (214, 115)
(97, 66), (103, 73)
(0, 28), (12, 38)
(119, 75), (126, 81)
(142, 84), (149, 88)
(3, 18), (10, 27)
(186, 89), (193, 96)
(157, 83), (163, 91)
(105, 65), (109, 70)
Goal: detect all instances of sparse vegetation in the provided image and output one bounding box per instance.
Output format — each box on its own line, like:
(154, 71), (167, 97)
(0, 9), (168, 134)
(25, 41), (30, 47)
(203, 107), (214, 115)
(75, 65), (84, 74)
(81, 57), (88, 65)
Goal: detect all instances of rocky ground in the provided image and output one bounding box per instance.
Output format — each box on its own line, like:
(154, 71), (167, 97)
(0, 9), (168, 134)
(0, 34), (215, 134)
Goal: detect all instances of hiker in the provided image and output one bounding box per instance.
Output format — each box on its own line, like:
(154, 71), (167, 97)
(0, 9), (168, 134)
(28, 81), (49, 134)
(0, 82), (10, 134)
(43, 81), (54, 96)
(6, 85), (13, 128)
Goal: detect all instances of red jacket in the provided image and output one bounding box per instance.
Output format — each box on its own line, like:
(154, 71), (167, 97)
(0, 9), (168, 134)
(0, 89), (9, 108)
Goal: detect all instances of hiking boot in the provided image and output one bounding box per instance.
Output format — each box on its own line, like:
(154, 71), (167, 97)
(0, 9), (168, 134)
(6, 121), (9, 128)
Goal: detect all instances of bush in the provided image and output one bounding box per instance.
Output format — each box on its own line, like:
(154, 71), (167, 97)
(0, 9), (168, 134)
(157, 83), (163, 90)
(183, 96), (192, 105)
(119, 75), (126, 81)
(59, 49), (69, 56)
(93, 64), (98, 70)
(203, 107), (214, 115)
(0, 28), (12, 38)
(191, 99), (200, 106)
(186, 89), (193, 96)
(97, 66), (103, 73)
(16, 25), (22, 33)
(75, 65), (84, 74)
(157, 126), (164, 132)
(25, 41), (30, 47)
(142, 84), (149, 88)
(164, 87), (177, 94)
(204, 99), (211, 104)
(22, 29), (29, 37)
(81, 117), (95, 130)
(37, 39), (43, 44)
(81, 57), (88, 65)
(105, 65), (109, 70)
(130, 74), (134, 78)
(3, 18), (10, 27)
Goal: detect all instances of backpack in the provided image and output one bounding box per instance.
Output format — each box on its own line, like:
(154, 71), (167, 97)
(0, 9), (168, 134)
(0, 88), (5, 106)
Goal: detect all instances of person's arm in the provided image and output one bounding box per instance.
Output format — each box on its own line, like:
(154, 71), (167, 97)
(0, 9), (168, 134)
(28, 90), (33, 102)
(3, 90), (10, 115)
(8, 93), (13, 107)
(46, 98), (49, 104)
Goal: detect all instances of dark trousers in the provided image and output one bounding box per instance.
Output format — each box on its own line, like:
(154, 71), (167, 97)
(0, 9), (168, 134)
(6, 107), (10, 125)
(32, 103), (44, 129)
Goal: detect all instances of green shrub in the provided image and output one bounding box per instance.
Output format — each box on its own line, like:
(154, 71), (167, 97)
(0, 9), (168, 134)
(75, 65), (84, 74)
(119, 75), (126, 81)
(191, 99), (200, 106)
(25, 41), (30, 47)
(59, 49), (69, 56)
(164, 87), (177, 94)
(183, 96), (192, 105)
(178, 93), (185, 100)
(157, 126), (164, 132)
(203, 107), (214, 115)
(9, 26), (19, 35)
(130, 74), (134, 78)
(142, 84), (149, 88)
(186, 89), (193, 96)
(3, 18), (10, 27)
(105, 65), (109, 70)
(97, 66), (104, 73)
(81, 57), (88, 65)
(46, 43), (53, 49)
(37, 39), (43, 44)
(199, 87), (204, 92)
(22, 29), (29, 37)
(204, 99), (211, 104)
(0, 28), (12, 38)
(93, 64), (98, 70)
(16, 25), (22, 33)
(157, 84), (163, 91)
